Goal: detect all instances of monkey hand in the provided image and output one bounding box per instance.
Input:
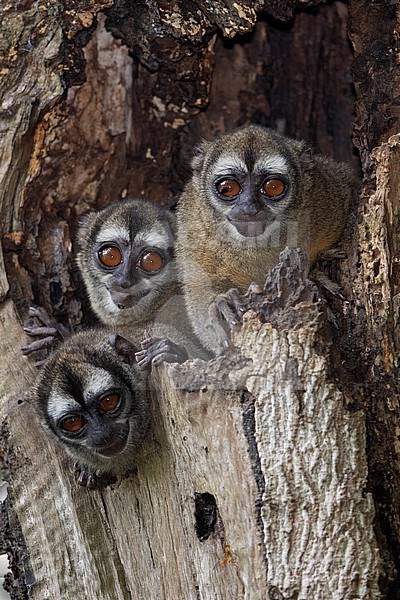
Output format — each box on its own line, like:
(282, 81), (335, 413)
(73, 462), (117, 490)
(135, 337), (189, 369)
(21, 306), (69, 365)
(207, 287), (249, 353)
(311, 270), (345, 300)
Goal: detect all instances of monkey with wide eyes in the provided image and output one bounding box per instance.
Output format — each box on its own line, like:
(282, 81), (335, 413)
(77, 199), (176, 327)
(23, 199), (210, 366)
(76, 198), (210, 366)
(176, 124), (355, 355)
(32, 329), (150, 489)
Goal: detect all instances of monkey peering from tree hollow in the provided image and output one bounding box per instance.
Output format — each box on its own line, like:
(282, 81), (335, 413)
(75, 198), (210, 366)
(25, 199), (212, 488)
(32, 329), (149, 489)
(176, 125), (356, 356)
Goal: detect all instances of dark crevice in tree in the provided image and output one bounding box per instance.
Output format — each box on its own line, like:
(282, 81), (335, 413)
(194, 492), (218, 542)
(0, 422), (33, 600)
(241, 391), (267, 559)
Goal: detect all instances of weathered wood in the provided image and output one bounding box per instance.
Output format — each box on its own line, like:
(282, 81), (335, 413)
(2, 250), (379, 599)
(335, 133), (400, 595)
(349, 0), (400, 179)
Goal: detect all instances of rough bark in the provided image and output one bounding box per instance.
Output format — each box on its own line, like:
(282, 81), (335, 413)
(2, 250), (379, 599)
(2, 1), (354, 327)
(0, 0), (399, 598)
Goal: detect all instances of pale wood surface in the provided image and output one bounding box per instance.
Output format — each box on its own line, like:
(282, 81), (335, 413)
(2, 261), (380, 599)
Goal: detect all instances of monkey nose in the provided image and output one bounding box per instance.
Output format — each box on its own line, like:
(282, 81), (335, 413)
(109, 287), (150, 309)
(90, 424), (129, 456)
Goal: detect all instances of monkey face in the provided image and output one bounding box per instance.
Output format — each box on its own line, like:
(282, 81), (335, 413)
(77, 199), (177, 326)
(194, 126), (302, 240)
(93, 236), (169, 310)
(34, 332), (150, 476)
(52, 385), (131, 458)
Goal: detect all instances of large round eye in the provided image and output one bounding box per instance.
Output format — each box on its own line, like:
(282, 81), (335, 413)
(98, 245), (123, 268)
(216, 178), (241, 198)
(60, 415), (85, 433)
(98, 393), (120, 414)
(139, 251), (164, 273)
(261, 178), (286, 198)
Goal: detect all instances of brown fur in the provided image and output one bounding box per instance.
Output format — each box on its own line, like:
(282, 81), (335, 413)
(176, 125), (356, 355)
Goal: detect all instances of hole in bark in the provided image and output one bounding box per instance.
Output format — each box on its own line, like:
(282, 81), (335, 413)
(49, 280), (63, 307)
(194, 492), (218, 542)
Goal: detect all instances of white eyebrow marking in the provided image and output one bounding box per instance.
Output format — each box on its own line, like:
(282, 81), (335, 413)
(84, 370), (116, 401)
(47, 369), (117, 424)
(96, 226), (129, 245)
(212, 155), (248, 177)
(254, 155), (288, 174)
(134, 225), (172, 249)
(47, 392), (82, 423)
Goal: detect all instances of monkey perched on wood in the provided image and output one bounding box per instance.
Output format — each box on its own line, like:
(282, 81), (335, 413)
(23, 199), (210, 367)
(32, 329), (149, 489)
(76, 198), (210, 366)
(176, 125), (355, 355)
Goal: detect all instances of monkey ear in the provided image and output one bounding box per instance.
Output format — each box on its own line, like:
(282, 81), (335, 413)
(108, 334), (139, 365)
(191, 140), (211, 173)
(76, 212), (96, 246)
(78, 213), (95, 229)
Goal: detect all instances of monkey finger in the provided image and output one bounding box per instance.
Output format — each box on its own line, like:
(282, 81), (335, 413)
(23, 326), (60, 338)
(216, 288), (247, 317)
(213, 298), (242, 331)
(27, 306), (54, 327)
(206, 319), (233, 354)
(225, 287), (248, 315)
(75, 463), (98, 489)
(135, 353), (149, 363)
(140, 337), (161, 349)
(141, 338), (189, 365)
(76, 468), (88, 487)
(135, 353), (152, 372)
(21, 336), (56, 355)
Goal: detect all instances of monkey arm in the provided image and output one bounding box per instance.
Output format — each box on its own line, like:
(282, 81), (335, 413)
(199, 286), (259, 355)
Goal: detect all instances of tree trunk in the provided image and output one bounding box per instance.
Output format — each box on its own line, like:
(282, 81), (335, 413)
(1, 1), (399, 598)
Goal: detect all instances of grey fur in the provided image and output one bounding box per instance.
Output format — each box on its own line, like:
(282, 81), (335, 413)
(32, 329), (149, 484)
